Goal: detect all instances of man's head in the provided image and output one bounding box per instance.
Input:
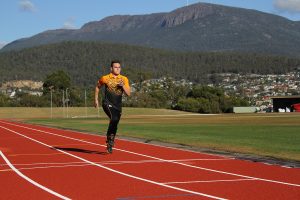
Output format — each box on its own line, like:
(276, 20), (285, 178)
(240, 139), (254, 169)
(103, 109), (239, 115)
(110, 60), (121, 75)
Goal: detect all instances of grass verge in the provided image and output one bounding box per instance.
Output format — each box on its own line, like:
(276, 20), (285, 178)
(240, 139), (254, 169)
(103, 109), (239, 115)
(17, 110), (300, 162)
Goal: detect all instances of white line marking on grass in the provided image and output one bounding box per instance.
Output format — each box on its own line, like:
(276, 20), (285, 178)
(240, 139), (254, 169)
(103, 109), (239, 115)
(0, 126), (227, 200)
(125, 114), (219, 117)
(1, 121), (300, 187)
(72, 113), (218, 119)
(0, 151), (71, 200)
(163, 178), (257, 185)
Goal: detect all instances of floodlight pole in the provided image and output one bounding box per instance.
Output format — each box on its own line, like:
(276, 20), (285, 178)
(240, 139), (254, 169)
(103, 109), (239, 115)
(66, 88), (69, 118)
(49, 86), (54, 119)
(51, 90), (53, 119)
(85, 89), (87, 118)
(62, 90), (65, 118)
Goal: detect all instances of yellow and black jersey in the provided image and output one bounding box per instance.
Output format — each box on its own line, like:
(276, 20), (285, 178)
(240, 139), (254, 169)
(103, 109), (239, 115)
(97, 73), (129, 110)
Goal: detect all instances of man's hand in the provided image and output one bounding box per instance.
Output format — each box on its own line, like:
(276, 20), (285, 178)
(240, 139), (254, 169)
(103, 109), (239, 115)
(94, 99), (99, 108)
(118, 79), (124, 87)
(95, 85), (100, 108)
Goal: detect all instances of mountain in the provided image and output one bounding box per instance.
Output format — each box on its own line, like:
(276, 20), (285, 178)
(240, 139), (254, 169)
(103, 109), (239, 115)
(1, 41), (300, 87)
(2, 3), (300, 57)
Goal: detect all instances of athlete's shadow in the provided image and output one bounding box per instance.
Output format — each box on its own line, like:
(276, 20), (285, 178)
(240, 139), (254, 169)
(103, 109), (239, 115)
(52, 147), (108, 155)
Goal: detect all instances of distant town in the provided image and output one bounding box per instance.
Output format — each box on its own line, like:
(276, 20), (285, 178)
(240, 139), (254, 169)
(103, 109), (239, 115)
(209, 68), (300, 105)
(1, 68), (300, 111)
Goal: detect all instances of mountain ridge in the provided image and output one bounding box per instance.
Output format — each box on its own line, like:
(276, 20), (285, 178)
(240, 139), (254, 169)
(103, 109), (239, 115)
(2, 3), (300, 57)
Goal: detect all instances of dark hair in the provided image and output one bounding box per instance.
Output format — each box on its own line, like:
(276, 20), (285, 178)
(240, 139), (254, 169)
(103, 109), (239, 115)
(111, 60), (121, 67)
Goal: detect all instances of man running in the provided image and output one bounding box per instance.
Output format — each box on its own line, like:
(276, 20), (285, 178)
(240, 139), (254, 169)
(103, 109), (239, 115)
(94, 60), (131, 153)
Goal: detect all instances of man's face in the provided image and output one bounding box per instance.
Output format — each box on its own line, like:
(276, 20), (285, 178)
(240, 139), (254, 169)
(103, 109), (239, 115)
(111, 63), (121, 75)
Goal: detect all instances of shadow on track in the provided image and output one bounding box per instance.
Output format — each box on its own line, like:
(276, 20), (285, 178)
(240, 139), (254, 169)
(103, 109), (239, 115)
(51, 147), (108, 155)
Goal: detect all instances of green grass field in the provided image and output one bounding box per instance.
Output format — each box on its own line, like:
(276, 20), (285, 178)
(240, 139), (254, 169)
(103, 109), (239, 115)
(1, 107), (300, 161)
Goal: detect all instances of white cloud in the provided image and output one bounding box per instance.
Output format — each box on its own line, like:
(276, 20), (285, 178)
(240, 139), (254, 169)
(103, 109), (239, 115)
(19, 0), (36, 12)
(274, 0), (300, 13)
(0, 41), (8, 49)
(63, 18), (76, 29)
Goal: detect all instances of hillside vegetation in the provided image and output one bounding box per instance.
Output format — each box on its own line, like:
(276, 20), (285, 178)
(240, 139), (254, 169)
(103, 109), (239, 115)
(1, 41), (300, 87)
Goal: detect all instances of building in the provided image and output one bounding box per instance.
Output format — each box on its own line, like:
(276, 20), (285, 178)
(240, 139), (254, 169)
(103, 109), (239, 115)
(233, 107), (258, 113)
(271, 96), (300, 112)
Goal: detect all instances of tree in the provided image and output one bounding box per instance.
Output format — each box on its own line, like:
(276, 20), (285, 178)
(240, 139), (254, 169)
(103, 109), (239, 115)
(17, 93), (48, 107)
(43, 70), (71, 94)
(42, 70), (71, 107)
(0, 93), (10, 107)
(175, 98), (200, 113)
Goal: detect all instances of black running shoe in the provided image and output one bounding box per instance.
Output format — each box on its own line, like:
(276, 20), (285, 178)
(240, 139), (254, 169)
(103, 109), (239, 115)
(106, 135), (115, 154)
(106, 143), (113, 154)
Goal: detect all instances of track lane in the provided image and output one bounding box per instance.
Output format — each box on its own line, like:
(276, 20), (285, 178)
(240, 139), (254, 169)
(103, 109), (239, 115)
(0, 151), (71, 200)
(0, 123), (226, 200)
(1, 120), (300, 199)
(3, 120), (298, 186)
(188, 159), (300, 185)
(0, 149), (62, 199)
(167, 180), (300, 200)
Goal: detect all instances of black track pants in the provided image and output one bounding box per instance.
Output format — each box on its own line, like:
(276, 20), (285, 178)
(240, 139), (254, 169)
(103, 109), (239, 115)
(102, 103), (121, 138)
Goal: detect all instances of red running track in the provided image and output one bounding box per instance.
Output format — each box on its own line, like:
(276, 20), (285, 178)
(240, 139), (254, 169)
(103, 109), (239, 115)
(0, 120), (299, 200)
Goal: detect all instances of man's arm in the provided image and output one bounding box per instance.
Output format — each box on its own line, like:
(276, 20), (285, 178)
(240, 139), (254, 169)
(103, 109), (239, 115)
(122, 85), (131, 96)
(94, 81), (102, 108)
(119, 78), (131, 96)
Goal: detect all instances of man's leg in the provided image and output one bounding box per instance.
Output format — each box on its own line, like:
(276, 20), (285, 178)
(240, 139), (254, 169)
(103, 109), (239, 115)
(102, 104), (121, 153)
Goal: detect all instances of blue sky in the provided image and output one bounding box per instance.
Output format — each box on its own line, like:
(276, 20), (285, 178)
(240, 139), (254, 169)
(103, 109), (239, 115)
(1, 0), (300, 49)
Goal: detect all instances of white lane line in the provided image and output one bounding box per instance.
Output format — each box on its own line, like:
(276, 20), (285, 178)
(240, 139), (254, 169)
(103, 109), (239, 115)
(1, 121), (300, 187)
(0, 158), (234, 172)
(0, 125), (227, 200)
(9, 153), (64, 157)
(0, 163), (93, 172)
(121, 137), (230, 158)
(163, 178), (257, 185)
(0, 158), (233, 167)
(0, 161), (86, 167)
(0, 151), (71, 200)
